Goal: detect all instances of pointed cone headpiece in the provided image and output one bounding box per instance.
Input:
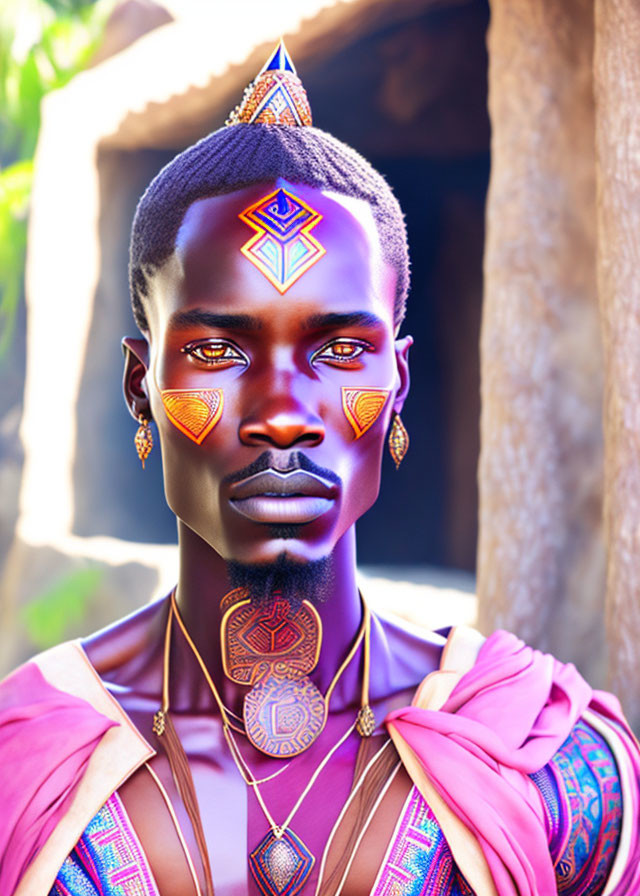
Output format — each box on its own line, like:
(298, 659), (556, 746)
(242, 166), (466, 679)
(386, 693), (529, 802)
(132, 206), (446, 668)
(226, 39), (312, 127)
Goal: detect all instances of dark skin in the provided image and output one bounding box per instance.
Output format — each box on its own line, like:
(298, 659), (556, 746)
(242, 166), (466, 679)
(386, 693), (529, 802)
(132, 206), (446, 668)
(84, 180), (444, 895)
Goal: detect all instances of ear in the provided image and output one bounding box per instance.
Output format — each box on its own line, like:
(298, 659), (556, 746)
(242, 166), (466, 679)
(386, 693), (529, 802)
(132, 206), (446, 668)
(393, 335), (412, 414)
(122, 336), (151, 421)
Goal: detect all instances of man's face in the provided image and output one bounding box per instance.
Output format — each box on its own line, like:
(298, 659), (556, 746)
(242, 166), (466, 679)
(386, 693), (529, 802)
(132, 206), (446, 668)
(142, 180), (410, 566)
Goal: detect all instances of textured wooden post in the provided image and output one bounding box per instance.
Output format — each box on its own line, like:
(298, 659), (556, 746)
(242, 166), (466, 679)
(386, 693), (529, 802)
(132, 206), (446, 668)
(479, 0), (604, 676)
(595, 0), (640, 723)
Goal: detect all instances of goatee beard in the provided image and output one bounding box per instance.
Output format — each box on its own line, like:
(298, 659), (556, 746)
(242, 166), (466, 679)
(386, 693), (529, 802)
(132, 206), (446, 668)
(227, 553), (333, 608)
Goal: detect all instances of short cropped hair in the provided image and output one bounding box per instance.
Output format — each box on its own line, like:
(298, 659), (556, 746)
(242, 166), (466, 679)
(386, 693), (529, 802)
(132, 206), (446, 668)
(129, 124), (410, 332)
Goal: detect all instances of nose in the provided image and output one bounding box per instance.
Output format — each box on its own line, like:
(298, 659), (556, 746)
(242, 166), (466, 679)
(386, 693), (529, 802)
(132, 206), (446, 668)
(239, 392), (325, 449)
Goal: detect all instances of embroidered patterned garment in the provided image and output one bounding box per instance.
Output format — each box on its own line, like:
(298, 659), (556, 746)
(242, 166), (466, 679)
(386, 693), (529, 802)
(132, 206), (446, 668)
(372, 720), (622, 896)
(4, 628), (636, 896)
(371, 787), (474, 896)
(532, 719), (622, 895)
(49, 720), (621, 896)
(49, 792), (159, 896)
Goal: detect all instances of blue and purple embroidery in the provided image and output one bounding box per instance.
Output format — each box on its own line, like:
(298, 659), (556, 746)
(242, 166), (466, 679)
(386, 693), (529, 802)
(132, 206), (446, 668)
(374, 720), (621, 896)
(545, 719), (622, 895)
(50, 791), (158, 896)
(371, 786), (473, 896)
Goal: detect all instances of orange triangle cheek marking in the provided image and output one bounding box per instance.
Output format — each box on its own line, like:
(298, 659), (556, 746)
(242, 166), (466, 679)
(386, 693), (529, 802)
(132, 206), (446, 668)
(341, 388), (390, 439)
(160, 389), (224, 445)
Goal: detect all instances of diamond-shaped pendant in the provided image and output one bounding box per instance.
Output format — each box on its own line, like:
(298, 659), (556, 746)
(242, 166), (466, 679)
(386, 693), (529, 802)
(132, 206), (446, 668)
(249, 827), (315, 896)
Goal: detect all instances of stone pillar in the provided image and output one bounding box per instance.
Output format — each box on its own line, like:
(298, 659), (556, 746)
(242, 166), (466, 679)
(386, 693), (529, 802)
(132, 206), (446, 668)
(595, 0), (640, 722)
(479, 0), (604, 679)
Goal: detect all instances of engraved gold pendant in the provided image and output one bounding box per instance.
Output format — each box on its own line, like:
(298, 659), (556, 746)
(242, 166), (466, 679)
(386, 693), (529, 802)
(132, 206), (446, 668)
(221, 597), (321, 686)
(243, 674), (327, 757)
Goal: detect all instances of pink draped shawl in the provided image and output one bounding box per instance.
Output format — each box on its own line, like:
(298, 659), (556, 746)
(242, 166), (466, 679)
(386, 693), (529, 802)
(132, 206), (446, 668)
(0, 662), (116, 896)
(386, 629), (640, 896)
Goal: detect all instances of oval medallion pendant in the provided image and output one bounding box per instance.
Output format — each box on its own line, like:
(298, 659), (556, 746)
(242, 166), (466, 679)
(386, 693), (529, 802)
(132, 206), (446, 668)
(244, 674), (327, 757)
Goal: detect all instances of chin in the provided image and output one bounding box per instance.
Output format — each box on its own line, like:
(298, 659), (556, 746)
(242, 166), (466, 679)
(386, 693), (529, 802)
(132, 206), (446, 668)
(227, 549), (334, 607)
(224, 532), (337, 567)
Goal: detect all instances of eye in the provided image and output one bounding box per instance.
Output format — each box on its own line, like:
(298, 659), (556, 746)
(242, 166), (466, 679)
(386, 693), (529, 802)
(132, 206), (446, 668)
(311, 338), (372, 368)
(181, 339), (248, 368)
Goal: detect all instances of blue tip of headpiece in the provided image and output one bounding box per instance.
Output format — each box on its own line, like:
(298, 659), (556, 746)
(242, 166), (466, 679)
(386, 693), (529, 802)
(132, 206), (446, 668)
(261, 39), (296, 75)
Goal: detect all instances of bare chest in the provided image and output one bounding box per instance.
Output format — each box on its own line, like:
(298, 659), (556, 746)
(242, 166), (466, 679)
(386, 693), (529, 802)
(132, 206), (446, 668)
(117, 710), (410, 896)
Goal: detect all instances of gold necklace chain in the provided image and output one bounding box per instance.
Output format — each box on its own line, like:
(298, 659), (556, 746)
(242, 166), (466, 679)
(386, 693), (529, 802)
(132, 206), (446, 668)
(155, 598), (290, 787)
(224, 719), (357, 837)
(154, 590), (374, 896)
(158, 591), (373, 788)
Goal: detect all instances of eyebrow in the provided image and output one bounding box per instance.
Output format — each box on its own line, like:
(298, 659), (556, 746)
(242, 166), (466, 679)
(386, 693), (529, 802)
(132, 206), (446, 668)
(168, 309), (263, 331)
(302, 311), (385, 331)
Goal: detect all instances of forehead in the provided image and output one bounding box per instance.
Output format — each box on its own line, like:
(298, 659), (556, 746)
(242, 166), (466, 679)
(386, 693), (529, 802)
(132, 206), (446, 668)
(148, 181), (396, 333)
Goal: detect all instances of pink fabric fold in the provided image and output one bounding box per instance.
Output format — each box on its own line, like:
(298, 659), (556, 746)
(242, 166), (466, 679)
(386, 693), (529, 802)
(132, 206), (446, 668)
(385, 629), (640, 896)
(0, 661), (117, 896)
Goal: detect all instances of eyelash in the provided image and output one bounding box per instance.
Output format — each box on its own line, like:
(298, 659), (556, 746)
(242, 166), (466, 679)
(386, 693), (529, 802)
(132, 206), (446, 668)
(311, 338), (373, 366)
(181, 338), (373, 368)
(182, 340), (248, 367)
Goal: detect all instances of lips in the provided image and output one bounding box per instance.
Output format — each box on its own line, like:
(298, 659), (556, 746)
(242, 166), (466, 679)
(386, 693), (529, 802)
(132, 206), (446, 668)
(229, 469), (338, 524)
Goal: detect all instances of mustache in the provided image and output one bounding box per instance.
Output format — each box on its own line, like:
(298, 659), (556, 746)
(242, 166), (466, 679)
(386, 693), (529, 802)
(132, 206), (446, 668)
(222, 450), (342, 489)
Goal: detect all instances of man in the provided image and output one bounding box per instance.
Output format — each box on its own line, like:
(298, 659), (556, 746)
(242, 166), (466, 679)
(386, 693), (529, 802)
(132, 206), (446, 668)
(1, 42), (639, 896)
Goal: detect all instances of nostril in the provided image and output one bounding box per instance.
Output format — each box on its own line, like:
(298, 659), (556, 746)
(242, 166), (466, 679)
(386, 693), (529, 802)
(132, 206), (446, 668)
(294, 430), (323, 447)
(239, 413), (325, 449)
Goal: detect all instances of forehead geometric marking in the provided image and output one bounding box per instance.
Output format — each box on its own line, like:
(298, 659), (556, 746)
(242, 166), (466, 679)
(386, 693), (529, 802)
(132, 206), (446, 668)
(239, 188), (326, 294)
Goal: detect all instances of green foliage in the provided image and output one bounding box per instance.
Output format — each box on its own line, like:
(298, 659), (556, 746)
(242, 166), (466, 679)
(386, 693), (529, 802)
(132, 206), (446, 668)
(0, 0), (109, 354)
(0, 160), (32, 353)
(21, 567), (103, 648)
(42, 0), (99, 16)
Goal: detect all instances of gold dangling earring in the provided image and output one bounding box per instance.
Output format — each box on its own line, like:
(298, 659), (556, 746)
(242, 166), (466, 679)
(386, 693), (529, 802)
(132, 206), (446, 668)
(134, 414), (153, 468)
(388, 412), (409, 469)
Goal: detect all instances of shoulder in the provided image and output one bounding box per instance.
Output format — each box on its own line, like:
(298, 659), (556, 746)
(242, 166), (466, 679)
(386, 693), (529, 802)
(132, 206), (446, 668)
(0, 593), (168, 703)
(81, 594), (168, 686)
(0, 596), (168, 800)
(0, 643), (121, 783)
(0, 624), (158, 896)
(0, 640), (109, 715)
(0, 646), (124, 896)
(391, 627), (640, 895)
(373, 607), (446, 671)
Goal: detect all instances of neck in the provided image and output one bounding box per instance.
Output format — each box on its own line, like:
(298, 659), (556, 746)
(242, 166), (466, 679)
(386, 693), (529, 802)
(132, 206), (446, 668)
(173, 523), (364, 714)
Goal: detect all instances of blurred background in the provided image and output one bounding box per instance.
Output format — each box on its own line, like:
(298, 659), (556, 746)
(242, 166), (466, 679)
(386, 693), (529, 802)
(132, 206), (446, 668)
(0, 0), (484, 672)
(2, 0), (639, 727)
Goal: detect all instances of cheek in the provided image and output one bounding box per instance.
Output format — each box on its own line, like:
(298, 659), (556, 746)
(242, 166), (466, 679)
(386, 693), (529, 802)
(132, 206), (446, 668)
(331, 406), (387, 542)
(341, 387), (390, 439)
(160, 388), (224, 444)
